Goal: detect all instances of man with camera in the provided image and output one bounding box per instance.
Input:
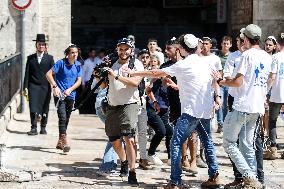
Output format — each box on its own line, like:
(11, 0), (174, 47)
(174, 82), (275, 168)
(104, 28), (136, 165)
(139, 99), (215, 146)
(99, 38), (143, 185)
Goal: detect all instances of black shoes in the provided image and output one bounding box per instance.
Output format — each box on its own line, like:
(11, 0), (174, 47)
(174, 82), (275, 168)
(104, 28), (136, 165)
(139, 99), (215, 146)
(27, 128), (38, 135)
(128, 170), (139, 186)
(119, 160), (128, 177)
(40, 127), (47, 134)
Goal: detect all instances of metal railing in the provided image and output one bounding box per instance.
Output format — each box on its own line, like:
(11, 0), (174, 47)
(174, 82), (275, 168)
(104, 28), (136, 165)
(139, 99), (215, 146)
(0, 53), (21, 116)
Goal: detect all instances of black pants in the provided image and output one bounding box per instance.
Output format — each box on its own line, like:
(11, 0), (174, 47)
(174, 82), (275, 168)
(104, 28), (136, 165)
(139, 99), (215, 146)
(228, 94), (234, 112)
(231, 116), (264, 183)
(268, 102), (284, 147)
(147, 108), (173, 159)
(54, 97), (74, 135)
(30, 112), (48, 128)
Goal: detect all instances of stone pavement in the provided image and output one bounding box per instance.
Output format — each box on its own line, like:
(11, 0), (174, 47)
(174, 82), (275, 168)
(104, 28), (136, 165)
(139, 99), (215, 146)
(0, 106), (284, 188)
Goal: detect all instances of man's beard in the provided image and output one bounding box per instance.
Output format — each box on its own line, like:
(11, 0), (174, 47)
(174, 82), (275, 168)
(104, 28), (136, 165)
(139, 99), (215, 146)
(119, 54), (131, 60)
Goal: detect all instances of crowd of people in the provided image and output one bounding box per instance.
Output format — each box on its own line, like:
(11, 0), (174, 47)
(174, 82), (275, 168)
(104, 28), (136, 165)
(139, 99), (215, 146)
(23, 24), (284, 189)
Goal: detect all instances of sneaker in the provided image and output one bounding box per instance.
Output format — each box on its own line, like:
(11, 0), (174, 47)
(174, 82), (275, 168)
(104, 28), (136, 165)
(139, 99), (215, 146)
(224, 179), (243, 189)
(27, 127), (38, 135)
(164, 182), (180, 189)
(201, 172), (224, 188)
(119, 160), (128, 177)
(216, 126), (223, 133)
(243, 177), (263, 189)
(181, 155), (191, 171)
(128, 170), (139, 186)
(196, 155), (207, 168)
(264, 146), (277, 160)
(139, 159), (152, 170)
(147, 154), (163, 166)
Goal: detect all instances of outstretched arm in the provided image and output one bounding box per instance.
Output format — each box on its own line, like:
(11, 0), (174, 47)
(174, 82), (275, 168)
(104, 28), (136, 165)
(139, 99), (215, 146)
(122, 67), (168, 78)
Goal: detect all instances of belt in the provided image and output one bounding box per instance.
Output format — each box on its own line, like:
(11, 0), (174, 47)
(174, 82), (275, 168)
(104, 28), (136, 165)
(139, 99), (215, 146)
(108, 102), (137, 110)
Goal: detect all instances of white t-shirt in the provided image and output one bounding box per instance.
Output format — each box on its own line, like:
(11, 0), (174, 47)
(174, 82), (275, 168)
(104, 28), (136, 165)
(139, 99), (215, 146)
(233, 48), (272, 114)
(107, 59), (144, 106)
(162, 54), (215, 119)
(223, 50), (242, 97)
(82, 58), (100, 84)
(202, 54), (222, 71)
(270, 52), (284, 103)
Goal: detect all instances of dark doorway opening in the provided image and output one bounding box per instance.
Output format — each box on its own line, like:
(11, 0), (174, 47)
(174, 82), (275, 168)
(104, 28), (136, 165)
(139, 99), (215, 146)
(71, 0), (227, 57)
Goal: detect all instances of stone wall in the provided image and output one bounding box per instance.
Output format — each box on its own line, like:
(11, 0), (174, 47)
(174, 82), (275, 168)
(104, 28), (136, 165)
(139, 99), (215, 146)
(0, 0), (71, 61)
(228, 0), (253, 37)
(39, 0), (71, 61)
(229, 0), (284, 40)
(253, 0), (284, 39)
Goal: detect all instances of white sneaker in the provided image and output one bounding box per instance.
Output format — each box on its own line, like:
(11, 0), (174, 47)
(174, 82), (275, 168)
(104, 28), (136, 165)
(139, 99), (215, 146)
(147, 154), (163, 166)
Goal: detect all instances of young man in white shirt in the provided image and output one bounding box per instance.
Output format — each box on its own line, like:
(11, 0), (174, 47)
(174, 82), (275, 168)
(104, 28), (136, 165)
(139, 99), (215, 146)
(124, 34), (223, 189)
(213, 24), (271, 189)
(266, 35), (284, 159)
(147, 38), (165, 64)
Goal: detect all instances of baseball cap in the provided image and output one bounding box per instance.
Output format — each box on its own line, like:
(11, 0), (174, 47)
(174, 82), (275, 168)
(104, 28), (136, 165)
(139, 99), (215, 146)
(243, 24), (262, 39)
(117, 38), (134, 48)
(266, 36), (277, 43)
(184, 34), (199, 48)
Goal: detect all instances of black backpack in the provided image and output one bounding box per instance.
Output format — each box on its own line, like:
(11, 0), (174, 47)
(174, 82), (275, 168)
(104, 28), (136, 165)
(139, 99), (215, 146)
(128, 57), (145, 98)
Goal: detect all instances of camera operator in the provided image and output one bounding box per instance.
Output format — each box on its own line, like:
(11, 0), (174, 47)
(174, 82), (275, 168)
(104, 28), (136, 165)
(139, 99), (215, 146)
(95, 38), (143, 185)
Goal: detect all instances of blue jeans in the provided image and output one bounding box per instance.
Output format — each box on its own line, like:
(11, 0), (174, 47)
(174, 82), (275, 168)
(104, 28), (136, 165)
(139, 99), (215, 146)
(216, 86), (228, 127)
(170, 113), (219, 185)
(96, 106), (117, 172)
(223, 110), (259, 178)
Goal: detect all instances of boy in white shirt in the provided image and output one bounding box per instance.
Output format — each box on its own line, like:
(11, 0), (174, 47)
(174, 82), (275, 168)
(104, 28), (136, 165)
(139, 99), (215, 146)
(266, 35), (284, 159)
(213, 24), (271, 189)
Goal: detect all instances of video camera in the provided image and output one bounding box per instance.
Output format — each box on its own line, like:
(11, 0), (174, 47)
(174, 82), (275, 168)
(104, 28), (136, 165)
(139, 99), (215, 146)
(93, 52), (118, 78)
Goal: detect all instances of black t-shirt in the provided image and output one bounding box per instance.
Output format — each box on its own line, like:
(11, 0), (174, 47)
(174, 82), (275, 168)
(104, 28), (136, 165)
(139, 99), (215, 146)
(160, 60), (181, 122)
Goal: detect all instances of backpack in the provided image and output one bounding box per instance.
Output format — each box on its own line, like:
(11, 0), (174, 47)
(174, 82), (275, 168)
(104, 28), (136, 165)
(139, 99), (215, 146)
(128, 57), (145, 104)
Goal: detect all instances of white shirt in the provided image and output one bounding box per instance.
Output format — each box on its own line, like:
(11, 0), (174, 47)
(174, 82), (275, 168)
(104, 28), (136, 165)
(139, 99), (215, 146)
(270, 52), (284, 103)
(233, 48), (272, 114)
(37, 52), (44, 64)
(82, 58), (100, 85)
(223, 50), (242, 97)
(162, 54), (215, 119)
(108, 59), (144, 106)
(202, 54), (222, 71)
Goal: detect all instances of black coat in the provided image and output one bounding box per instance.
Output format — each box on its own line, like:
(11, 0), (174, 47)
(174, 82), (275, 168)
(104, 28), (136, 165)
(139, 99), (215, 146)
(24, 53), (54, 114)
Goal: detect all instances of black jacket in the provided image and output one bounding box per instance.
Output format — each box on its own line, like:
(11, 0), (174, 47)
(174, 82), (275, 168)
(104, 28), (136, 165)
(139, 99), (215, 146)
(24, 53), (54, 113)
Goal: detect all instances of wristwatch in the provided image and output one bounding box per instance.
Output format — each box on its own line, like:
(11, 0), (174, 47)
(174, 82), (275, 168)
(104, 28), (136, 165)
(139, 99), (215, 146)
(52, 84), (57, 88)
(115, 75), (120, 80)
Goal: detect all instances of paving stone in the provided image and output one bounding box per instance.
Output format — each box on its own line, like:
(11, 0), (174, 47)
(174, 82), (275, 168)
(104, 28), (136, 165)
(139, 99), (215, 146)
(0, 108), (284, 188)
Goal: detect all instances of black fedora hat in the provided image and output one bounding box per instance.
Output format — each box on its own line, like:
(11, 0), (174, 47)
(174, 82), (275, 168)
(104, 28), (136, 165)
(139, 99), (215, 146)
(33, 34), (47, 42)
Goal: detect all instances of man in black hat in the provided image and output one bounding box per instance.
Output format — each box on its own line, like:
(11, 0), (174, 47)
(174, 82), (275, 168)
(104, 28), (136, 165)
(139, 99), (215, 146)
(24, 34), (54, 135)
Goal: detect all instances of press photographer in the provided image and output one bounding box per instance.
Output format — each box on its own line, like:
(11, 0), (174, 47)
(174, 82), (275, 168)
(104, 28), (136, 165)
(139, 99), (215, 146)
(96, 38), (144, 186)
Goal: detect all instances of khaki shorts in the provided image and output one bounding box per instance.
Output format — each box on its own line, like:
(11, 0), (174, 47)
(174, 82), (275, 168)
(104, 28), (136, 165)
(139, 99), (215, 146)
(105, 103), (139, 138)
